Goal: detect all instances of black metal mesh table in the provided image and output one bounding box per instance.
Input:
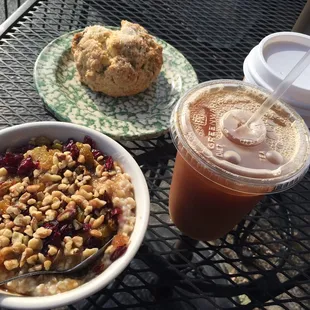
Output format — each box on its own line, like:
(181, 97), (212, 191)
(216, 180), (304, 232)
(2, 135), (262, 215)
(0, 0), (310, 309)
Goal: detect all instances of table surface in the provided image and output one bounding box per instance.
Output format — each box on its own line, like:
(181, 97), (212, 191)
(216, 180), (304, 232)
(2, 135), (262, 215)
(0, 0), (310, 309)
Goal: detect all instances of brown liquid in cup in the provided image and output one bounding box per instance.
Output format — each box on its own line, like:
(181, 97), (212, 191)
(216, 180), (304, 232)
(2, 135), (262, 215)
(169, 153), (262, 240)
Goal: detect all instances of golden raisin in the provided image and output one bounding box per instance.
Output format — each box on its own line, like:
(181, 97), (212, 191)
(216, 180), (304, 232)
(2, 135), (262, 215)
(79, 146), (94, 167)
(0, 200), (10, 213)
(29, 146), (59, 171)
(112, 234), (129, 247)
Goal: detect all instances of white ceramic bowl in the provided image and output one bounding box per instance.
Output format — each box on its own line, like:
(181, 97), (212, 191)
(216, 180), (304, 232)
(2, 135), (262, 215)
(0, 122), (150, 309)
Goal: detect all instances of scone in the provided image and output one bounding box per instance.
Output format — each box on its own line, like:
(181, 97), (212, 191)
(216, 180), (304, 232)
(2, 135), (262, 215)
(71, 20), (163, 97)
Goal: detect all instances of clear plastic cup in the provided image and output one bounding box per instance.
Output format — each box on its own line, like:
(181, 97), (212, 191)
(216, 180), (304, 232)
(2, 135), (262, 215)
(169, 80), (310, 240)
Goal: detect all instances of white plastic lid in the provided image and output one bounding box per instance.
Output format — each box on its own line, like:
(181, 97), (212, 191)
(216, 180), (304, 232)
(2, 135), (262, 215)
(243, 32), (310, 109)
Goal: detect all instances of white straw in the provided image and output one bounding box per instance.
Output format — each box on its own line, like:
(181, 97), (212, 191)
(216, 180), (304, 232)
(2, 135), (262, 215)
(244, 48), (310, 127)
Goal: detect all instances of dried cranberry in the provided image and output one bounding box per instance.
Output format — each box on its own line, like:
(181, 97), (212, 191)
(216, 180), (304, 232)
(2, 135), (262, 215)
(42, 230), (61, 255)
(85, 236), (102, 249)
(103, 191), (113, 209)
(2, 152), (23, 168)
(70, 144), (79, 160)
(84, 136), (105, 161)
(60, 200), (67, 209)
(93, 264), (105, 275)
(42, 220), (61, 254)
(3, 166), (17, 174)
(0, 151), (31, 174)
(83, 223), (91, 232)
(107, 208), (122, 225)
(63, 138), (75, 152)
(41, 242), (49, 255)
(42, 220), (75, 254)
(21, 208), (30, 216)
(43, 220), (59, 230)
(59, 222), (74, 237)
(17, 156), (39, 176)
(4, 153), (15, 166)
(48, 231), (62, 248)
(92, 149), (103, 160)
(0, 155), (5, 166)
(110, 245), (127, 262)
(5, 153), (19, 167)
(62, 139), (79, 160)
(104, 156), (113, 171)
(111, 207), (122, 217)
(83, 136), (96, 149)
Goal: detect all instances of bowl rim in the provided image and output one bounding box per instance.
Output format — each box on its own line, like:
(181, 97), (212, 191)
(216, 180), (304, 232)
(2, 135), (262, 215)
(0, 121), (150, 309)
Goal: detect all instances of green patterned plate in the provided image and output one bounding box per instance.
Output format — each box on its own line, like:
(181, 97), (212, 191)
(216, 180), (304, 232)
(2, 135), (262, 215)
(34, 28), (198, 140)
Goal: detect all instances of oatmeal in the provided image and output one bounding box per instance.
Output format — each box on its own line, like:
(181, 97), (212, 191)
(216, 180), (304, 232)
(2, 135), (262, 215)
(0, 136), (136, 296)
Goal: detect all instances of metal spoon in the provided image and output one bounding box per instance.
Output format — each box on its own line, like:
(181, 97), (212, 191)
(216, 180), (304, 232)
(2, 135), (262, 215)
(0, 238), (113, 286)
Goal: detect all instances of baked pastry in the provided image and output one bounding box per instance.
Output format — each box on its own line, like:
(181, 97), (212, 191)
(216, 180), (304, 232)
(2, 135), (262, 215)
(71, 20), (163, 97)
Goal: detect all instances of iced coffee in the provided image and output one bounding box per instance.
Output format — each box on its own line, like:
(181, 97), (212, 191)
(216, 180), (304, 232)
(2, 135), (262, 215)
(169, 80), (310, 240)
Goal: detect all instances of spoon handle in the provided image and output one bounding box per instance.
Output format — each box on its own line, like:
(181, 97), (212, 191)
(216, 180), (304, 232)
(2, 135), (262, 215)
(0, 269), (62, 286)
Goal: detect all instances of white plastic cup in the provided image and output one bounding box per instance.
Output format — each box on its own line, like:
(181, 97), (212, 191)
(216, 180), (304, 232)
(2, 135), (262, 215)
(243, 32), (310, 126)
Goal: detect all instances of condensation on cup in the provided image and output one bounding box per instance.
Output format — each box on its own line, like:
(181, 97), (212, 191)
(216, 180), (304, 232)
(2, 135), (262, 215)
(169, 80), (310, 241)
